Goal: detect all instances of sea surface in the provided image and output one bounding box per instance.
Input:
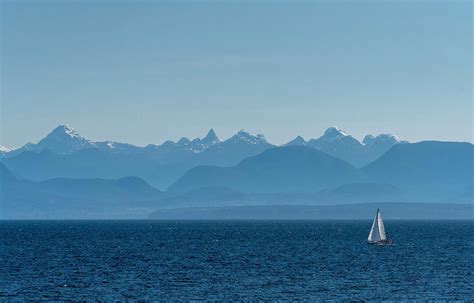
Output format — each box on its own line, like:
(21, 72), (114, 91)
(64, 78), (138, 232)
(0, 220), (473, 301)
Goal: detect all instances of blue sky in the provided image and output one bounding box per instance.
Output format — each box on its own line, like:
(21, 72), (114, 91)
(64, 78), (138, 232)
(1, 0), (472, 147)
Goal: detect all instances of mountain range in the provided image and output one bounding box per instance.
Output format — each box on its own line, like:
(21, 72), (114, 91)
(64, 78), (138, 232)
(1, 125), (273, 189)
(0, 124), (472, 219)
(1, 124), (406, 189)
(3, 125), (406, 166)
(286, 127), (408, 167)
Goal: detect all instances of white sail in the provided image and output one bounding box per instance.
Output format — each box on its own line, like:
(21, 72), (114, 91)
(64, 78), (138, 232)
(377, 210), (386, 240)
(367, 209), (380, 242)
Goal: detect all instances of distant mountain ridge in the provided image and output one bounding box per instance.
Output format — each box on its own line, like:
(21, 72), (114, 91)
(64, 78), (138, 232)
(169, 141), (473, 203)
(363, 141), (474, 201)
(0, 163), (163, 219)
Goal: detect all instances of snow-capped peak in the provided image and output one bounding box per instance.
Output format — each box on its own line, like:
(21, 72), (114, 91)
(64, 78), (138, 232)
(51, 124), (83, 139)
(34, 124), (94, 153)
(324, 127), (348, 137)
(0, 145), (12, 153)
(92, 140), (142, 153)
(318, 127), (351, 141)
(228, 129), (267, 145)
(308, 126), (363, 148)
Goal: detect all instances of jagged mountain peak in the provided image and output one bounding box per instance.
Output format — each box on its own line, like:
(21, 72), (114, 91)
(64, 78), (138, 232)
(202, 129), (220, 145)
(205, 128), (217, 138)
(33, 124), (94, 154)
(50, 124), (82, 138)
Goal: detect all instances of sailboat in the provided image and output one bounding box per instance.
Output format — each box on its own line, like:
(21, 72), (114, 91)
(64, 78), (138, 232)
(367, 208), (393, 245)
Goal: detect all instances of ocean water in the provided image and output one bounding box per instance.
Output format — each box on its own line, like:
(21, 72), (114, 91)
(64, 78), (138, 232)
(0, 220), (472, 301)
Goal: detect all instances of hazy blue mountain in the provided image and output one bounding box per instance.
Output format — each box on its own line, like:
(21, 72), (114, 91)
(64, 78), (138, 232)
(0, 163), (163, 219)
(363, 141), (474, 201)
(305, 127), (407, 167)
(1, 163), (65, 218)
(40, 176), (160, 201)
(168, 146), (363, 193)
(2, 149), (139, 181)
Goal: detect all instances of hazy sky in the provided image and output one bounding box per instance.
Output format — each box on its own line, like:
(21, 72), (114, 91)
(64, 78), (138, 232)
(1, 0), (472, 147)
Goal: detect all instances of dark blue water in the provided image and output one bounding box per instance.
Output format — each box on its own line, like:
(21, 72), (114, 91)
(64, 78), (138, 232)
(1, 220), (472, 301)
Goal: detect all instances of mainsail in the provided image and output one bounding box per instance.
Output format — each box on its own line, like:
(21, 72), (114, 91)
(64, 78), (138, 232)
(377, 210), (386, 240)
(368, 208), (387, 242)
